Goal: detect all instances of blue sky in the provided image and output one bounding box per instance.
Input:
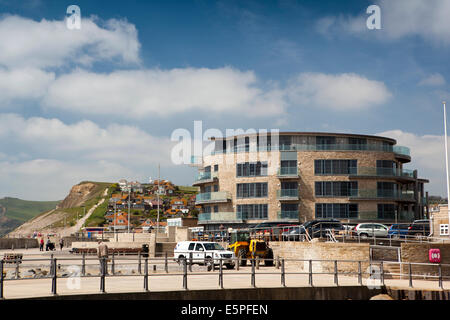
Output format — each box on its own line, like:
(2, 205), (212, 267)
(1, 0), (450, 200)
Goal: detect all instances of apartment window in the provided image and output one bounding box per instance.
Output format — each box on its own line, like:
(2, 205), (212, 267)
(378, 204), (395, 219)
(377, 182), (398, 197)
(236, 162), (268, 177)
(316, 136), (336, 150)
(213, 185), (219, 192)
(203, 206), (211, 213)
(440, 224), (449, 236)
(214, 164), (219, 172)
(281, 203), (298, 212)
(281, 181), (297, 190)
(237, 204), (268, 220)
(314, 160), (357, 175)
(315, 181), (357, 197)
(348, 138), (367, 150)
(213, 205), (219, 213)
(237, 183), (268, 198)
(315, 203), (358, 219)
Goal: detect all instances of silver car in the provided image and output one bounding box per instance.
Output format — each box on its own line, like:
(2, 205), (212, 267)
(355, 223), (389, 238)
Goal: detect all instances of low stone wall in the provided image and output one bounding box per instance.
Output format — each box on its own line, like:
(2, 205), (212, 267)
(270, 241), (370, 273)
(400, 243), (450, 276)
(0, 238), (38, 249)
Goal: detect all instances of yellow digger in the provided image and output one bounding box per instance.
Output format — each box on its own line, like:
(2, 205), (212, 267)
(228, 229), (274, 266)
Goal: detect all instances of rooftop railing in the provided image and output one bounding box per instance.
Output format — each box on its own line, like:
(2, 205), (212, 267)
(210, 144), (411, 156)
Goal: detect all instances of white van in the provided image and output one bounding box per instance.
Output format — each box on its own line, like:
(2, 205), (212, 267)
(173, 241), (236, 269)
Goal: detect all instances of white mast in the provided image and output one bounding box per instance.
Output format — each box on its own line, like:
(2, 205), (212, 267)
(444, 101), (450, 238)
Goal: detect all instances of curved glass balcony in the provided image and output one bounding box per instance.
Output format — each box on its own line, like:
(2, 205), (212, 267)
(210, 143), (411, 155)
(349, 167), (415, 178)
(198, 212), (241, 223)
(195, 191), (232, 204)
(193, 171), (218, 185)
(350, 189), (415, 201)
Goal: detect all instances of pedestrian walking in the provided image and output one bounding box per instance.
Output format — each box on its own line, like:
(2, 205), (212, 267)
(59, 238), (64, 250)
(97, 240), (109, 275)
(39, 238), (44, 251)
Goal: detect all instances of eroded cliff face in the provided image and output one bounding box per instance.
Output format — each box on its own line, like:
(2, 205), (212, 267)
(57, 182), (97, 209)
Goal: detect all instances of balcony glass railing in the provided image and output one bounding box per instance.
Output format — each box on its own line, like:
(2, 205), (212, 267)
(277, 210), (299, 220)
(349, 167), (415, 178)
(350, 189), (415, 200)
(194, 171), (218, 182)
(198, 212), (240, 222)
(196, 191), (232, 203)
(317, 210), (415, 221)
(277, 189), (299, 198)
(277, 167), (298, 176)
(210, 144), (410, 155)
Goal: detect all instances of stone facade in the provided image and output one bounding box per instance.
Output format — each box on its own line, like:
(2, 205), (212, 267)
(194, 132), (428, 229)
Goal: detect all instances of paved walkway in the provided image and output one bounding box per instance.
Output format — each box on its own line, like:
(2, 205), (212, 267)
(1, 248), (449, 299)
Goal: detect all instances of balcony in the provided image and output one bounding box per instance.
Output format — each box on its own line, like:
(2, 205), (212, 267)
(277, 210), (299, 220)
(276, 189), (299, 201)
(350, 189), (415, 201)
(317, 210), (415, 221)
(198, 212), (243, 224)
(277, 167), (299, 178)
(215, 143), (406, 152)
(195, 191), (232, 204)
(348, 167), (415, 179)
(192, 171), (218, 186)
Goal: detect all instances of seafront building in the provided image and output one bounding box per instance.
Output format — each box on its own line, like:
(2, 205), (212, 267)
(191, 132), (429, 230)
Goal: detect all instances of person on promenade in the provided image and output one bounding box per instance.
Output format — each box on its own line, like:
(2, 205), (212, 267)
(39, 238), (44, 251)
(59, 238), (64, 250)
(97, 240), (109, 275)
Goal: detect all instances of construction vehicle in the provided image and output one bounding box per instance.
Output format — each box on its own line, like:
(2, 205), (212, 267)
(228, 229), (274, 266)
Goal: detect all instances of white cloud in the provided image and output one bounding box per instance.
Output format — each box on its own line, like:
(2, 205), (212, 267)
(43, 67), (286, 117)
(286, 73), (391, 110)
(0, 15), (140, 69)
(0, 114), (183, 200)
(377, 129), (447, 196)
(418, 73), (446, 87)
(317, 0), (450, 45)
(0, 68), (55, 104)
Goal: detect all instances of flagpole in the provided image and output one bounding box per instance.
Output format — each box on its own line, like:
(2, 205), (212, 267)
(157, 164), (160, 237)
(444, 101), (450, 238)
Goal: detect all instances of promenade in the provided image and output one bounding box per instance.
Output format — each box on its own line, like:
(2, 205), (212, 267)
(1, 248), (449, 300)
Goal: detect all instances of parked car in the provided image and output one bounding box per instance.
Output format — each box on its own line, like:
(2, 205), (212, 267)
(388, 224), (410, 238)
(407, 220), (430, 237)
(173, 241), (236, 270)
(355, 223), (389, 238)
(303, 219), (345, 239)
(281, 225), (306, 241)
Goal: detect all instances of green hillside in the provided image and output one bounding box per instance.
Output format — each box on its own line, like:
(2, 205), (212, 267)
(0, 197), (60, 236)
(0, 197), (60, 222)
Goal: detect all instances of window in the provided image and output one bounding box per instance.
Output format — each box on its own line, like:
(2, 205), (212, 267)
(315, 204), (358, 219)
(188, 243), (195, 250)
(378, 204), (395, 219)
(315, 181), (357, 197)
(440, 224), (449, 236)
(237, 183), (268, 198)
(348, 138), (367, 150)
(214, 164), (219, 172)
(314, 160), (357, 175)
(317, 136), (336, 150)
(195, 243), (204, 251)
(237, 204), (268, 220)
(213, 185), (219, 192)
(236, 162), (268, 177)
(213, 205), (219, 213)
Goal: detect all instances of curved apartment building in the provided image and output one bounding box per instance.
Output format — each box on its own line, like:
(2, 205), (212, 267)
(192, 132), (429, 230)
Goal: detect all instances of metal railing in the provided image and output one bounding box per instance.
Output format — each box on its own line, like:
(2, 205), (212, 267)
(1, 253), (448, 298)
